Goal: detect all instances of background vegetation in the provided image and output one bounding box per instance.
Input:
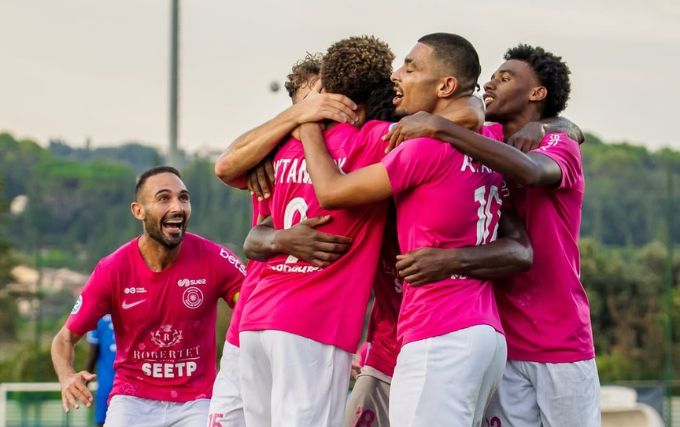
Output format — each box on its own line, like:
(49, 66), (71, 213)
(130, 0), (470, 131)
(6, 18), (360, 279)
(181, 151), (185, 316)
(0, 131), (678, 384)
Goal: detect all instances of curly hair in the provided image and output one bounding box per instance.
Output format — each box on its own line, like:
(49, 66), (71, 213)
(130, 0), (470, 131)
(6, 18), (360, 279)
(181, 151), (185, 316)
(285, 52), (323, 99)
(418, 33), (481, 95)
(504, 44), (571, 118)
(321, 35), (395, 106)
(365, 77), (399, 122)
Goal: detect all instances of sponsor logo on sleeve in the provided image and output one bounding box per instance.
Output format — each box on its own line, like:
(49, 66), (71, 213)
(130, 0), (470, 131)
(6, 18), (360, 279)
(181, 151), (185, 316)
(541, 133), (561, 151)
(71, 295), (83, 314)
(219, 248), (247, 276)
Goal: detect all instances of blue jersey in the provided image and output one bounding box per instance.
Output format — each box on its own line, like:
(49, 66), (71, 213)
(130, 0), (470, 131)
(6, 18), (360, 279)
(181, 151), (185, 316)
(87, 314), (116, 424)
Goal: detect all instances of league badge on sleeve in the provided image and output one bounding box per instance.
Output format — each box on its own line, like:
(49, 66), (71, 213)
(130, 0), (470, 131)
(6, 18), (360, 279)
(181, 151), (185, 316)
(71, 295), (83, 314)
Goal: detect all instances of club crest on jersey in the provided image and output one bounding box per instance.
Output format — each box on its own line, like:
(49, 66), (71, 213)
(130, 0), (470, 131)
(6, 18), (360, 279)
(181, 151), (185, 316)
(182, 287), (204, 309)
(71, 295), (83, 314)
(150, 325), (183, 348)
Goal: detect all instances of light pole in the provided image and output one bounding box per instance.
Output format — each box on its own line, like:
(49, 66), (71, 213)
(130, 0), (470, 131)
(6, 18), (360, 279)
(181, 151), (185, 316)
(168, 0), (180, 167)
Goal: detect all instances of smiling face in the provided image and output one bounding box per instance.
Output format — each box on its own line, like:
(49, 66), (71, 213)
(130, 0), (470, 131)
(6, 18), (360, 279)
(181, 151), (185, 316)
(132, 172), (191, 248)
(390, 42), (442, 116)
(483, 59), (544, 123)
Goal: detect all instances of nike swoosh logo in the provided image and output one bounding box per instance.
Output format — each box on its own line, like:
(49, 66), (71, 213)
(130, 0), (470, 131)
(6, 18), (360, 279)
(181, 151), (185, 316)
(122, 299), (146, 310)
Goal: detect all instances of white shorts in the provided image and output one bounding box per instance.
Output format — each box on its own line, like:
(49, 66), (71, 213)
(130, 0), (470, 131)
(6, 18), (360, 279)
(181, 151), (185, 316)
(484, 359), (601, 427)
(389, 325), (507, 427)
(239, 330), (352, 427)
(207, 341), (245, 427)
(105, 395), (209, 427)
(344, 365), (391, 427)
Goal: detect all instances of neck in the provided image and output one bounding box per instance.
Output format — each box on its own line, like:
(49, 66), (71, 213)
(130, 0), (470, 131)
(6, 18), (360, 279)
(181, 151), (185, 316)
(433, 94), (485, 131)
(138, 234), (181, 272)
(500, 108), (542, 141)
(435, 97), (468, 119)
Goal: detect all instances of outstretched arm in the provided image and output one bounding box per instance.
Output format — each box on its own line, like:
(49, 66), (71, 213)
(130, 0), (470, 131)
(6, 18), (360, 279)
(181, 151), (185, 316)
(51, 326), (95, 413)
(299, 123), (393, 210)
(395, 209), (532, 285)
(384, 112), (563, 187)
(214, 91), (358, 189)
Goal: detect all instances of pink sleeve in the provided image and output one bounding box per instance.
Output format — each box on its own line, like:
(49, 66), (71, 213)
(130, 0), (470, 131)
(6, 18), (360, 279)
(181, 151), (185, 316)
(216, 245), (247, 308)
(381, 138), (443, 195)
(531, 132), (582, 189)
(65, 263), (113, 336)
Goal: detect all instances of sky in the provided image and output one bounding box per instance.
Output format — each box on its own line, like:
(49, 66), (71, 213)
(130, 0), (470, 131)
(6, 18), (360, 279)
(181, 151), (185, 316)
(1, 0), (678, 155)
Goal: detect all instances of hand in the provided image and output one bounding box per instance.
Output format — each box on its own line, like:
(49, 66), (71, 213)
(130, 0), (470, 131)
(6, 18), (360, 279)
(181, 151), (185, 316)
(350, 354), (362, 380)
(292, 80), (358, 125)
(507, 121), (545, 153)
(275, 215), (352, 267)
(382, 111), (442, 153)
(247, 158), (275, 200)
(396, 247), (459, 286)
(59, 370), (95, 412)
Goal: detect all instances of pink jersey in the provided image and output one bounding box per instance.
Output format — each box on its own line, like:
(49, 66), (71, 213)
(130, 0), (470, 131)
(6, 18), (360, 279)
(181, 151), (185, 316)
(363, 211), (402, 377)
(66, 233), (245, 402)
(239, 121), (391, 353)
(382, 137), (505, 346)
(496, 132), (594, 362)
(225, 197), (269, 347)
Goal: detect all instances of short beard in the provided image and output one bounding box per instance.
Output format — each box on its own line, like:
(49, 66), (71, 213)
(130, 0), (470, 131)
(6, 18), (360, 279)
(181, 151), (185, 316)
(145, 219), (183, 249)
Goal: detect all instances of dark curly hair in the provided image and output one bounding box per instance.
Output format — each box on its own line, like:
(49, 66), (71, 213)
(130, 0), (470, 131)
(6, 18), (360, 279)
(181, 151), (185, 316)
(321, 35), (394, 106)
(418, 33), (481, 95)
(504, 44), (571, 118)
(365, 77), (399, 122)
(284, 53), (323, 99)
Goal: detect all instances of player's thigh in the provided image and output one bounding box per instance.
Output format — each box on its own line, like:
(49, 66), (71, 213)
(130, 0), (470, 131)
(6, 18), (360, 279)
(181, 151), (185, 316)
(105, 395), (164, 427)
(536, 359), (601, 427)
(208, 342), (245, 427)
(484, 361), (541, 427)
(390, 325), (502, 427)
(169, 399), (210, 427)
(345, 370), (391, 427)
(238, 331), (272, 427)
(266, 330), (351, 427)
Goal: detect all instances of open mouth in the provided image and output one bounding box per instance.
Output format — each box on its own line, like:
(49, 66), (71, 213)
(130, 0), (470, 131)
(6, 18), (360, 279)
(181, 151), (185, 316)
(483, 95), (494, 107)
(393, 86), (404, 105)
(162, 217), (185, 234)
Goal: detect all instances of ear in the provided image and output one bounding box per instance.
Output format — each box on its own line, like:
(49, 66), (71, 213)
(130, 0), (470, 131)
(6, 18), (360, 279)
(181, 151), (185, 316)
(437, 76), (458, 98)
(530, 86), (547, 102)
(131, 201), (144, 220)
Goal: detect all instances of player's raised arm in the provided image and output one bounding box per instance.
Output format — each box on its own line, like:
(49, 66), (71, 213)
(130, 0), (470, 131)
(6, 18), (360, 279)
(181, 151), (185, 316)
(299, 123), (393, 209)
(215, 87), (358, 189)
(386, 112), (563, 187)
(51, 326), (95, 413)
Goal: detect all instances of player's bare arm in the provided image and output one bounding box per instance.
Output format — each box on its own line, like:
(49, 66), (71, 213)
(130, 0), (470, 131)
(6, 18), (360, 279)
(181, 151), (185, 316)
(299, 123), (393, 209)
(244, 215), (353, 267)
(396, 209), (532, 285)
(383, 95), (484, 152)
(51, 326), (96, 413)
(385, 111), (563, 187)
(214, 89), (358, 189)
(507, 116), (584, 152)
